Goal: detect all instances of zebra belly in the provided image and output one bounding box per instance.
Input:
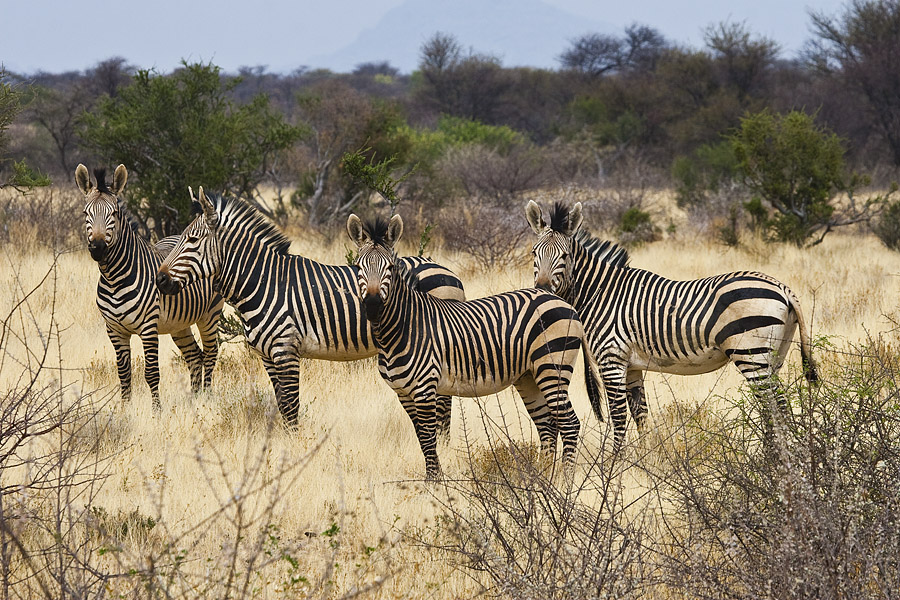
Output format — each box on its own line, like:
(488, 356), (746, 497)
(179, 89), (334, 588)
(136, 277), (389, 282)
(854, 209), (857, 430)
(628, 345), (729, 375)
(434, 371), (518, 398)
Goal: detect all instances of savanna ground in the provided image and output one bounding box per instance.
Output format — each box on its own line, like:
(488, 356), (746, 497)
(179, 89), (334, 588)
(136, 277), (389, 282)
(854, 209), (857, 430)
(3, 185), (900, 599)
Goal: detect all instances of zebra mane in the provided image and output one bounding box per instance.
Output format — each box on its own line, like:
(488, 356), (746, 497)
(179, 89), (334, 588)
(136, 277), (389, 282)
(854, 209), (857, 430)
(361, 216), (391, 246)
(574, 230), (630, 269)
(358, 216), (421, 290)
(211, 193), (292, 255)
(547, 201), (572, 232)
(93, 168), (111, 194)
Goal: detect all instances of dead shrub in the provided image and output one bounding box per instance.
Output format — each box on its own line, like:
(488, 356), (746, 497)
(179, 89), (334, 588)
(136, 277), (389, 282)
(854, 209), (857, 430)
(438, 199), (531, 271)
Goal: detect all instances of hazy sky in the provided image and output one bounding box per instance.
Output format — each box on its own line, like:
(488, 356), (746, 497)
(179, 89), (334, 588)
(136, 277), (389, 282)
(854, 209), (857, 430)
(1, 0), (847, 75)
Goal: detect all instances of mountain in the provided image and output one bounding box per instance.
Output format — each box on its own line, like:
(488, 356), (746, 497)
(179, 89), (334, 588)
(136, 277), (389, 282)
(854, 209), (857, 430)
(309, 0), (615, 73)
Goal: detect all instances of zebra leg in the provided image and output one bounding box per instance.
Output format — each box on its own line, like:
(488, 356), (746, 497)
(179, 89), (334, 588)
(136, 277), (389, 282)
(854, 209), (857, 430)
(399, 391), (441, 480)
(171, 328), (203, 393)
(626, 369), (648, 433)
(273, 352), (301, 427)
(139, 326), (161, 410)
(534, 362), (580, 468)
(196, 314), (220, 389)
(259, 354), (283, 400)
(600, 357), (630, 452)
(106, 326), (132, 402)
(436, 395), (452, 441)
(514, 373), (560, 459)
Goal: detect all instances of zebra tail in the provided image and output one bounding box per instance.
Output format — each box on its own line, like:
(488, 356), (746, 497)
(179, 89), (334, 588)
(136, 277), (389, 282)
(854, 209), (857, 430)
(790, 292), (819, 384)
(582, 344), (604, 422)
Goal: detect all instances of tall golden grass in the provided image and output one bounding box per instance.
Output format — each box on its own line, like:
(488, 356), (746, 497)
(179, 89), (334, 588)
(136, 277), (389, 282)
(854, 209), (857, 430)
(2, 186), (900, 597)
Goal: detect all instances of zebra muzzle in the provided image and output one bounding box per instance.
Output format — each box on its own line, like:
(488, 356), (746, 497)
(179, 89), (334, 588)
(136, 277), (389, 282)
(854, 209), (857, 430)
(88, 240), (107, 261)
(362, 294), (384, 324)
(155, 271), (181, 295)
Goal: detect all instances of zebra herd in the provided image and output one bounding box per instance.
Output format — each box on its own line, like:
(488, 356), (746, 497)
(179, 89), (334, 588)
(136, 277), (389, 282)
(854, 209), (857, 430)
(79, 164), (817, 479)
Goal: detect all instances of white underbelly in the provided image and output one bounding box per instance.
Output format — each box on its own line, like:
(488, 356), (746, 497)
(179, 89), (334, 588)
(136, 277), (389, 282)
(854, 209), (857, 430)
(628, 346), (729, 375)
(435, 372), (516, 398)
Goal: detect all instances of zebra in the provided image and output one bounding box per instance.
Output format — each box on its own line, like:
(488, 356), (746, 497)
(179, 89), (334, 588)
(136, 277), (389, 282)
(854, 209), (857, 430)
(77, 164), (224, 407)
(525, 199), (818, 450)
(347, 212), (603, 480)
(154, 187), (466, 433)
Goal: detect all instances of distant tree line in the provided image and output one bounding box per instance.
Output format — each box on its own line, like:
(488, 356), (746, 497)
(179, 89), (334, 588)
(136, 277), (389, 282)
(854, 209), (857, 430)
(2, 0), (900, 251)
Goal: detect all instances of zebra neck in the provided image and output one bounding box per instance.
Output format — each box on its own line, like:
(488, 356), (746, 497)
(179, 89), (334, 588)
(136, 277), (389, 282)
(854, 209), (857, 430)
(97, 223), (157, 284)
(568, 240), (614, 310)
(215, 236), (284, 308)
(371, 264), (415, 348)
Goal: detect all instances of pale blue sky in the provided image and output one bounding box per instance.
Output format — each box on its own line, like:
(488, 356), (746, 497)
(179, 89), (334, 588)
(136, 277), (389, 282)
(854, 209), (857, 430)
(1, 0), (846, 75)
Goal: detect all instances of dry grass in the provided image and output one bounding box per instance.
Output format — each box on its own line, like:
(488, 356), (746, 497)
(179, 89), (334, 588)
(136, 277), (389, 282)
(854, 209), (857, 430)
(3, 186), (900, 598)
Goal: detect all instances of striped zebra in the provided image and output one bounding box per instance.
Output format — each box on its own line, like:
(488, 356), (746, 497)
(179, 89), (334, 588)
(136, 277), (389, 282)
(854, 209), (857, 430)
(525, 200), (818, 449)
(347, 212), (603, 479)
(154, 188), (466, 432)
(77, 164), (224, 407)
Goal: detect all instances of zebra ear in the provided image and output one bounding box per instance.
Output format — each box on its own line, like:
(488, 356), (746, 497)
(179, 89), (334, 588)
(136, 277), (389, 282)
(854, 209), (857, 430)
(566, 202), (584, 235)
(386, 214), (404, 247)
(75, 164), (93, 195)
(346, 214), (365, 248)
(111, 164), (128, 195)
(188, 186), (202, 216)
(525, 200), (545, 234)
(198, 186), (218, 228)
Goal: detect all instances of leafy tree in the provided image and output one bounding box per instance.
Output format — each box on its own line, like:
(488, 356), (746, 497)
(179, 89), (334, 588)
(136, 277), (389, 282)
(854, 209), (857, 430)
(0, 69), (50, 190)
(809, 0), (900, 165)
(79, 61), (304, 238)
(730, 109), (885, 245)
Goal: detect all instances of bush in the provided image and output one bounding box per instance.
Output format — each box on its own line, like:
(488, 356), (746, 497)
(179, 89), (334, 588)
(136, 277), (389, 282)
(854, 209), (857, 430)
(729, 109), (883, 246)
(618, 207), (659, 246)
(438, 143), (550, 203)
(417, 414), (649, 599)
(644, 336), (900, 599)
(671, 140), (738, 208)
(873, 197), (900, 251)
(439, 199), (532, 271)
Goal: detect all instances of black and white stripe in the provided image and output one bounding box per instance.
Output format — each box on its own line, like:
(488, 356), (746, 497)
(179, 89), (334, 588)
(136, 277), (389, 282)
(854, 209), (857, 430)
(77, 164), (224, 407)
(347, 213), (603, 479)
(526, 200), (818, 449)
(155, 188), (466, 430)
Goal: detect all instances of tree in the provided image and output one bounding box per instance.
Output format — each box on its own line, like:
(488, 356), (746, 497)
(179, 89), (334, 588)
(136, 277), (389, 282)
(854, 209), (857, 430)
(415, 32), (511, 124)
(559, 33), (624, 77)
(79, 61), (304, 238)
(809, 0), (900, 166)
(559, 24), (668, 77)
(704, 21), (780, 101)
(730, 109), (884, 246)
(29, 81), (94, 175)
(0, 69), (50, 190)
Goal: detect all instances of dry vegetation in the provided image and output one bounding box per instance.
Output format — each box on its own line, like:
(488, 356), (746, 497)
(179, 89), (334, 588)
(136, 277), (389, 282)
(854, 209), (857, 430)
(3, 186), (900, 599)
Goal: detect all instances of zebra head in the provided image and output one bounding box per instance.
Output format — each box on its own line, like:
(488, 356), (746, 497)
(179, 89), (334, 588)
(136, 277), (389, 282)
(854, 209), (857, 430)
(76, 164), (128, 262)
(156, 186), (220, 296)
(525, 200), (583, 298)
(347, 213), (403, 325)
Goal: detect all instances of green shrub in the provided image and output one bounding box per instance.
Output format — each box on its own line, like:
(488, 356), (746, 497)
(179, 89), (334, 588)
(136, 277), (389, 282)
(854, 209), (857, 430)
(873, 196), (900, 251)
